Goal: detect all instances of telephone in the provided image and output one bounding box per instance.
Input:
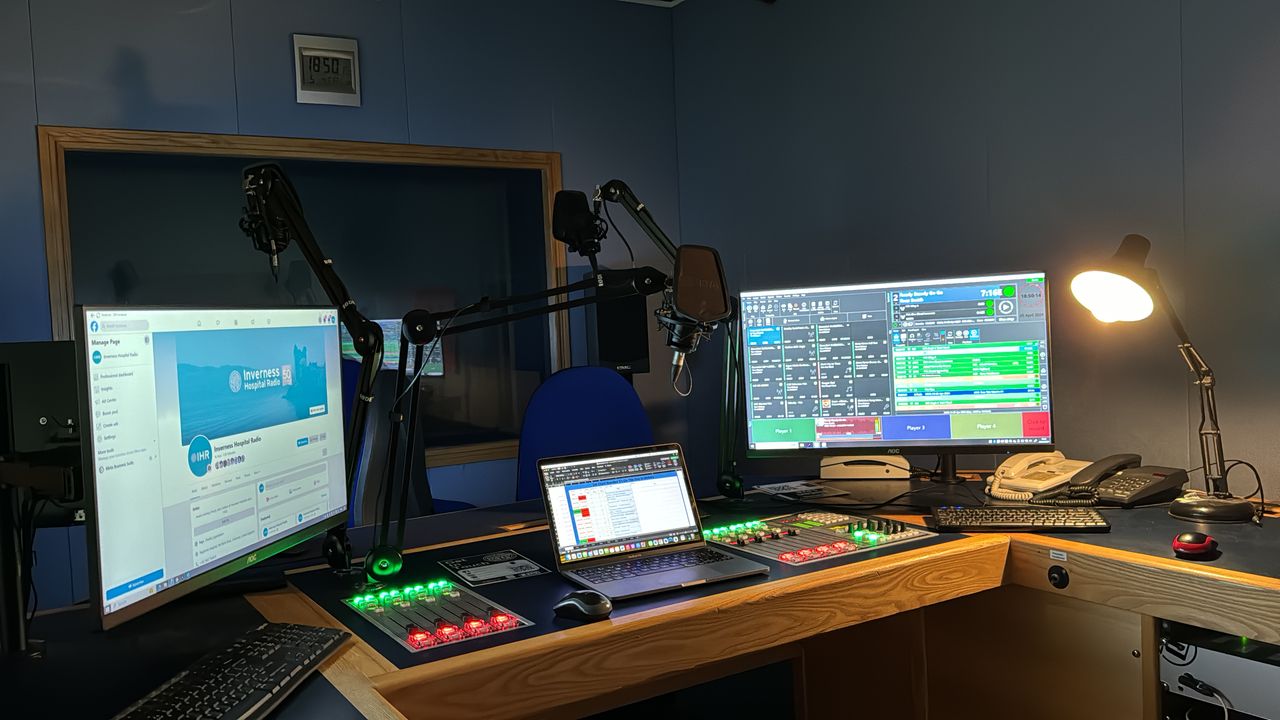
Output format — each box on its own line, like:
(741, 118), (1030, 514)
(988, 452), (1189, 507)
(990, 451), (1092, 498)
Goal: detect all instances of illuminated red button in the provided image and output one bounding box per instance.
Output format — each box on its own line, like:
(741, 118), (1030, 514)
(490, 611), (516, 628)
(779, 551), (799, 563)
(435, 622), (461, 642)
(798, 548), (816, 558)
(463, 617), (490, 635)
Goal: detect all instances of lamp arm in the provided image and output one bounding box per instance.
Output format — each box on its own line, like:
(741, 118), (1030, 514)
(1147, 271), (1229, 494)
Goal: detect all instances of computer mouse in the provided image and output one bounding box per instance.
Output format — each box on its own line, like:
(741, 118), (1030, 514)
(553, 589), (613, 622)
(1172, 532), (1218, 559)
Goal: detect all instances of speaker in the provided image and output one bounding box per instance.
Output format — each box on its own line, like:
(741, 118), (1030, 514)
(593, 292), (650, 376)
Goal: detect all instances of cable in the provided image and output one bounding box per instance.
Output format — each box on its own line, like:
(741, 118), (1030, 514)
(1224, 459), (1264, 523)
(390, 304), (472, 408)
(601, 202), (635, 268)
(672, 361), (693, 398)
(1210, 690), (1230, 720)
(1178, 673), (1233, 719)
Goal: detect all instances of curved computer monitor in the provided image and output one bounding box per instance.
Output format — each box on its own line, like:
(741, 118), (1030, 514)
(77, 306), (349, 629)
(739, 271), (1052, 463)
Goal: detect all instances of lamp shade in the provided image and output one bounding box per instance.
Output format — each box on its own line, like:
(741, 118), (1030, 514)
(1070, 234), (1157, 323)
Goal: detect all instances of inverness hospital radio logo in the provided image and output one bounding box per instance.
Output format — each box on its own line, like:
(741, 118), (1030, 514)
(228, 369), (243, 393)
(188, 435), (213, 477)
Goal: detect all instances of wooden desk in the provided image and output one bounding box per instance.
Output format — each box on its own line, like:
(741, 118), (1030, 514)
(245, 506), (1280, 720)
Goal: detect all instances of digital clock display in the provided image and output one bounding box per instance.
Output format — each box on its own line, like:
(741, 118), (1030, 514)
(299, 52), (355, 94)
(293, 35), (360, 107)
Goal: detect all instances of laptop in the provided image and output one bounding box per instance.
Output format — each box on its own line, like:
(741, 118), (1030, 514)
(537, 443), (769, 600)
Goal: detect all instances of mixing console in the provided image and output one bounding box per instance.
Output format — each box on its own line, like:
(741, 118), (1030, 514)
(703, 512), (933, 566)
(343, 579), (532, 653)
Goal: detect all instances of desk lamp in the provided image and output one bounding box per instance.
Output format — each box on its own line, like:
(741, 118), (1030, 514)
(1070, 234), (1255, 523)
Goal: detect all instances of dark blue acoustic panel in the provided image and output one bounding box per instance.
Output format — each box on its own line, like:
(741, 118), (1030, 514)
(29, 0), (238, 132)
(0, 0), (50, 342)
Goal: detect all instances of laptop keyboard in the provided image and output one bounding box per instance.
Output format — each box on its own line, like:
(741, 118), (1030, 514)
(575, 548), (731, 584)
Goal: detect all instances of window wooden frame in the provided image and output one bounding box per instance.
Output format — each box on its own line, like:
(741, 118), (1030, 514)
(38, 125), (568, 466)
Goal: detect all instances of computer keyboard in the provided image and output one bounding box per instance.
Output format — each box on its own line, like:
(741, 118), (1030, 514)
(113, 622), (349, 720)
(931, 506), (1111, 533)
(575, 548), (732, 583)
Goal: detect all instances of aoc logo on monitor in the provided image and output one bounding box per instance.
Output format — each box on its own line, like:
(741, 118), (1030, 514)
(188, 435), (213, 477)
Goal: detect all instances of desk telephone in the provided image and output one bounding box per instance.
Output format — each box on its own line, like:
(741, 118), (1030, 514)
(987, 451), (1189, 507)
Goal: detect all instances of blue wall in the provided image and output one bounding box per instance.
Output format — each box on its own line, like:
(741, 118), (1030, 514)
(672, 0), (1280, 496)
(2, 0), (682, 609)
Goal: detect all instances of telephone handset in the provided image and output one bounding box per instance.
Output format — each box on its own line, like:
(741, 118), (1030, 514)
(1067, 453), (1142, 488)
(987, 451), (1092, 501)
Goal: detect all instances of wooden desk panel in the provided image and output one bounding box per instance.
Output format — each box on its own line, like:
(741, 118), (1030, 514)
(1007, 533), (1280, 645)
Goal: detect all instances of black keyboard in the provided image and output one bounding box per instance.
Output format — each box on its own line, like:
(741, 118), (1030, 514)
(575, 548), (732, 584)
(113, 622), (349, 720)
(931, 506), (1111, 533)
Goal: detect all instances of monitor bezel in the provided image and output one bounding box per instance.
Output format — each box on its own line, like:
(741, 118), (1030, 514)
(76, 305), (350, 630)
(738, 271), (1055, 459)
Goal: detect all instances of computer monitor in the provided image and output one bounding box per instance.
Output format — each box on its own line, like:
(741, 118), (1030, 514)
(340, 318), (444, 377)
(739, 272), (1052, 477)
(77, 307), (349, 629)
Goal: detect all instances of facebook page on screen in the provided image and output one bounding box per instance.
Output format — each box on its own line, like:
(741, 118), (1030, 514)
(83, 308), (347, 616)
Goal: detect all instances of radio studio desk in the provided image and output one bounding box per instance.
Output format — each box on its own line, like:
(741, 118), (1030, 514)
(11, 482), (1280, 719)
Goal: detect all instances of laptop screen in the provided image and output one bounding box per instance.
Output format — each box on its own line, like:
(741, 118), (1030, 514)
(539, 445), (702, 565)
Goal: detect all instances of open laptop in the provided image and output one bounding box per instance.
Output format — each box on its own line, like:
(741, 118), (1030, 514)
(538, 443), (769, 600)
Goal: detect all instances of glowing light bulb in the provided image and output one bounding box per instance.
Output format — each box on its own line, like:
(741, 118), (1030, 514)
(1070, 271), (1154, 323)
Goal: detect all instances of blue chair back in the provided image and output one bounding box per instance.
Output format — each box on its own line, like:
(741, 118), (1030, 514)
(516, 366), (654, 501)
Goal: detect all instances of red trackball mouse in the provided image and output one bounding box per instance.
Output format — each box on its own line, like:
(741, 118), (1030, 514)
(1172, 532), (1218, 558)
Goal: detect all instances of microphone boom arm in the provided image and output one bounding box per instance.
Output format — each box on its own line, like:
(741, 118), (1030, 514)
(597, 179), (679, 266)
(241, 163), (385, 572)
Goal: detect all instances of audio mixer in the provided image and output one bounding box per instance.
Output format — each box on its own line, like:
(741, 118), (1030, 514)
(342, 579), (532, 653)
(703, 512), (933, 566)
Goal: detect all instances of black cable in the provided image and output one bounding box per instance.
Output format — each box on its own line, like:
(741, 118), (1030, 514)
(391, 304), (471, 408)
(1225, 459), (1264, 520)
(601, 202), (635, 268)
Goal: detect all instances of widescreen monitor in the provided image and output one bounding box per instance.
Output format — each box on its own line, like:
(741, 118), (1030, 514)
(78, 307), (348, 628)
(739, 272), (1052, 457)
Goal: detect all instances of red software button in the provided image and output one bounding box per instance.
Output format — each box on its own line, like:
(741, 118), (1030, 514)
(816, 417), (880, 438)
(1021, 411), (1050, 437)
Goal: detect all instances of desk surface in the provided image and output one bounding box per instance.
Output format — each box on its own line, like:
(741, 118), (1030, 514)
(11, 488), (1279, 720)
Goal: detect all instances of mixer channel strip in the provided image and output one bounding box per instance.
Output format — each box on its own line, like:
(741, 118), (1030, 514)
(342, 579), (532, 653)
(703, 512), (934, 566)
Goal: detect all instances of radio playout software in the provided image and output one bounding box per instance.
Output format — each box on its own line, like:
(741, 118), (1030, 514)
(541, 447), (701, 564)
(81, 307), (348, 624)
(739, 272), (1051, 451)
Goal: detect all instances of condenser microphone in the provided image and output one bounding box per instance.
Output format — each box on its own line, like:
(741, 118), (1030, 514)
(659, 245), (731, 376)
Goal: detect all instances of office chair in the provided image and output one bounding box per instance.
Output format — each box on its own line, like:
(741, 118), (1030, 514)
(341, 359), (473, 519)
(516, 366), (654, 501)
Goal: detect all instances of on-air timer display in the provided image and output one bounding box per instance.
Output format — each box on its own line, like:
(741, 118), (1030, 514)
(739, 272), (1052, 452)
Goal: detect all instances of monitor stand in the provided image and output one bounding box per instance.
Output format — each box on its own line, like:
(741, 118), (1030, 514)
(934, 453), (965, 484)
